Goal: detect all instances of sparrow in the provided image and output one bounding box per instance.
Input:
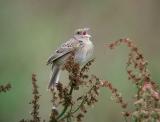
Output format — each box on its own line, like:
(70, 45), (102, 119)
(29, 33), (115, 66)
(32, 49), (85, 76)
(47, 28), (94, 89)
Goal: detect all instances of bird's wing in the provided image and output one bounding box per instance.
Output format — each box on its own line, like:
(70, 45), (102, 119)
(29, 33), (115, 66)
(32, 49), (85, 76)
(47, 38), (80, 65)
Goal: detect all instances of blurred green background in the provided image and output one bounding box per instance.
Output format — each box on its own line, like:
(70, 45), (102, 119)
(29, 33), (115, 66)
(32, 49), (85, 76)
(0, 0), (160, 122)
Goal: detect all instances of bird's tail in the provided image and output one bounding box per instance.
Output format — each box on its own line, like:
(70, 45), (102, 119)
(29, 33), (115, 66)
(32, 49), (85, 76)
(48, 65), (61, 89)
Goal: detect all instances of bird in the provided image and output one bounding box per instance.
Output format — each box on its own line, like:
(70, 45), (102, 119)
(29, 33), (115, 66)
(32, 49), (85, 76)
(47, 28), (94, 89)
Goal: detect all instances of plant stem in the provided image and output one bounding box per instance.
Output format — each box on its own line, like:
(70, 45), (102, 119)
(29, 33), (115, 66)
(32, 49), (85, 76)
(71, 98), (86, 114)
(59, 97), (86, 121)
(123, 116), (128, 122)
(59, 85), (96, 121)
(56, 84), (74, 120)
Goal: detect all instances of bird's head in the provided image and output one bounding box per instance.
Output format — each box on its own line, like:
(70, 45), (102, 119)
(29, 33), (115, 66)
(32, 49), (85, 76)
(74, 28), (91, 40)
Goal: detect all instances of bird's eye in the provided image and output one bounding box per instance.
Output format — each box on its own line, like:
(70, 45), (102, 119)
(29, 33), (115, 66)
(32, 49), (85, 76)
(77, 31), (81, 35)
(83, 31), (86, 35)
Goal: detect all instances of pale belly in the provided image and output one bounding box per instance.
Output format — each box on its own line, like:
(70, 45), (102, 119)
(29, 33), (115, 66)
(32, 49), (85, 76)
(74, 46), (93, 64)
(75, 41), (94, 63)
(56, 42), (94, 66)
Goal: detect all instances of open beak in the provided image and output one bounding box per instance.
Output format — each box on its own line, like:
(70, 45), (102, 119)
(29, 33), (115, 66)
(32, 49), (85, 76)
(85, 34), (91, 38)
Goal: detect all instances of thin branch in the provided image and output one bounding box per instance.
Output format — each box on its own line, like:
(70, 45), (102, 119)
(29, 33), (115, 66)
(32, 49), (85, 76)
(56, 84), (74, 120)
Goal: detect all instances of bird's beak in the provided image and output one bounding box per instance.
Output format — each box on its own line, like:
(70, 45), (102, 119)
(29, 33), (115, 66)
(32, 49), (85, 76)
(85, 34), (91, 38)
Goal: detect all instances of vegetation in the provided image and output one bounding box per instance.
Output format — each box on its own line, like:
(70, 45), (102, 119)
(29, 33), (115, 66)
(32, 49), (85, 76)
(1, 38), (160, 122)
